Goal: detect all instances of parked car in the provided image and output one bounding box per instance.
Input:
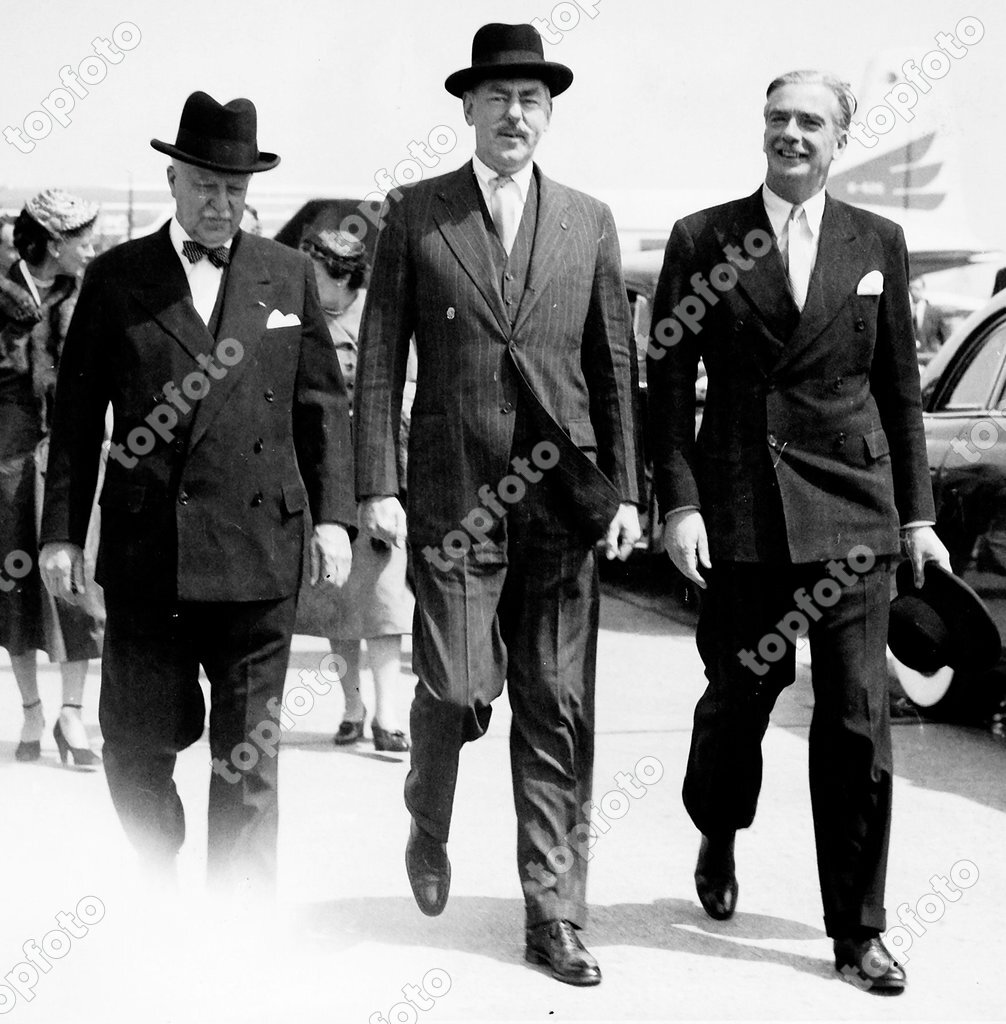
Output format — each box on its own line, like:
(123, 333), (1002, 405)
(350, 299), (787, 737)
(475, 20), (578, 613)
(889, 290), (1006, 720)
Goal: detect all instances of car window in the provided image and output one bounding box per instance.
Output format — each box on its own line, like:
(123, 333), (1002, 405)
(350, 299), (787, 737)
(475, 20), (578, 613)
(941, 321), (1006, 411)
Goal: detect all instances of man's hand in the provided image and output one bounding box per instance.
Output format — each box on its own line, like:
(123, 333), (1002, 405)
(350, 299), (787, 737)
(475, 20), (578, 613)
(361, 495), (407, 548)
(662, 508), (711, 588)
(902, 525), (952, 588)
(310, 523), (352, 587)
(40, 541), (85, 604)
(602, 503), (641, 561)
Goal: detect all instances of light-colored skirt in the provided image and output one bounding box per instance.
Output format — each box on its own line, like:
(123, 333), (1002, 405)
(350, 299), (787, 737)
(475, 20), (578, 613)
(295, 530), (413, 640)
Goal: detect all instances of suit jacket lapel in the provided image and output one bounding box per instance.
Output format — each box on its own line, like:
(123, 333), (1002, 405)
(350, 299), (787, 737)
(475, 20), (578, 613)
(128, 223), (212, 365)
(716, 190), (795, 369)
(187, 231), (270, 452)
(511, 167), (568, 336)
(773, 195), (868, 372)
(433, 164), (510, 334)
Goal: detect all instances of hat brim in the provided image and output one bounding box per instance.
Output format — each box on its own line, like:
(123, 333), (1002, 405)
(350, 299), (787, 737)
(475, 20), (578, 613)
(445, 62), (573, 98)
(891, 560), (1001, 672)
(150, 138), (280, 174)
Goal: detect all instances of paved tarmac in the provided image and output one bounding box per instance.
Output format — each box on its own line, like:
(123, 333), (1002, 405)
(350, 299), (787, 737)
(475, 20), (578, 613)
(1, 572), (1003, 1024)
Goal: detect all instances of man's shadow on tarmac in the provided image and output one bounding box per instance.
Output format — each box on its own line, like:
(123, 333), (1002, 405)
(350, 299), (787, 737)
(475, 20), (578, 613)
(296, 895), (833, 982)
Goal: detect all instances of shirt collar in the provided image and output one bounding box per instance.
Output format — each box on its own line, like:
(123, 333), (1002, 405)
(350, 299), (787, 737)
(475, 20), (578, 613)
(168, 217), (234, 260)
(761, 182), (826, 240)
(472, 153), (533, 203)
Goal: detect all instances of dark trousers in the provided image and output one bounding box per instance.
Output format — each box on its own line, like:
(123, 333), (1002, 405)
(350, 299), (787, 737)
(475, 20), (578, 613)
(682, 559), (893, 936)
(100, 593), (297, 892)
(406, 488), (598, 929)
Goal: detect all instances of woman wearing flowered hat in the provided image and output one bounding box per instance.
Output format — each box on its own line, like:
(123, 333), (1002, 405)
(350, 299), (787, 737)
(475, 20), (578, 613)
(0, 188), (104, 766)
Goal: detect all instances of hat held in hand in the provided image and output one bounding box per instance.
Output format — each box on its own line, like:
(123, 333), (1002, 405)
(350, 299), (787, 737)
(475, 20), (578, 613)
(888, 560), (1001, 674)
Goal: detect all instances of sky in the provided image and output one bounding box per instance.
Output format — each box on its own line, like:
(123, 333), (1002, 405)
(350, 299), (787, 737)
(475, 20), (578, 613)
(2, 0), (1006, 245)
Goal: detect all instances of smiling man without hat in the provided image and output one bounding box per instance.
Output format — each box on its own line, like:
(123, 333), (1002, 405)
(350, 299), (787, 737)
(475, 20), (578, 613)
(354, 22), (640, 985)
(646, 69), (952, 992)
(39, 90), (355, 894)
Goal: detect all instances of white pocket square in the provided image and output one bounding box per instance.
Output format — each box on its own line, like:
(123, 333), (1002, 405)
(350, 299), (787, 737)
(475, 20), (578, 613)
(856, 270), (884, 295)
(266, 309), (301, 328)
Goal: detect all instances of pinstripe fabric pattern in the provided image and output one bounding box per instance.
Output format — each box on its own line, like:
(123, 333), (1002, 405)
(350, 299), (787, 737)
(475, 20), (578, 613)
(355, 161), (639, 545)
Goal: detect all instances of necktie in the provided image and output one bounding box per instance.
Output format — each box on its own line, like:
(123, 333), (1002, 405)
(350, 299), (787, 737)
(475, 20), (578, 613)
(489, 175), (519, 255)
(786, 204), (813, 311)
(181, 240), (230, 268)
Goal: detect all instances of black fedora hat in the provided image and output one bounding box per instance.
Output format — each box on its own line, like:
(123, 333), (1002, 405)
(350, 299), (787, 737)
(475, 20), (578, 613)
(445, 23), (573, 98)
(151, 91), (280, 174)
(888, 560), (1001, 673)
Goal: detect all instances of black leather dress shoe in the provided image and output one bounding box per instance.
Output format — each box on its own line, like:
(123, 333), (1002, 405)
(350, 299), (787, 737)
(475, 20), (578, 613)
(405, 819), (450, 916)
(834, 935), (906, 993)
(694, 832), (738, 920)
(525, 920), (602, 986)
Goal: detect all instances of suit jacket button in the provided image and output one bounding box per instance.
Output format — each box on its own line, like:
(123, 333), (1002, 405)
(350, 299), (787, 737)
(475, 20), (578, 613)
(264, 388), (275, 401)
(178, 490), (189, 505)
(173, 438), (185, 453)
(834, 432), (847, 448)
(251, 492), (263, 507)
(735, 319), (745, 332)
(854, 319), (866, 332)
(767, 433), (778, 448)
(501, 402), (514, 414)
(253, 438), (264, 453)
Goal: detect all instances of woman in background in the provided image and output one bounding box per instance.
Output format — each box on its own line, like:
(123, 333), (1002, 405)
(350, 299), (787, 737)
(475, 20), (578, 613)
(0, 189), (104, 766)
(296, 229), (415, 752)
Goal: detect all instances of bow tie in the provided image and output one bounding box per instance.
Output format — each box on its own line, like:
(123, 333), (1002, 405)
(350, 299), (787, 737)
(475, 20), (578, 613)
(181, 240), (230, 268)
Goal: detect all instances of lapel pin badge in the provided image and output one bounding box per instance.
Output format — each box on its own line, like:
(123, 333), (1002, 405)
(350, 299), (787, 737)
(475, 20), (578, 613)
(447, 307), (455, 320)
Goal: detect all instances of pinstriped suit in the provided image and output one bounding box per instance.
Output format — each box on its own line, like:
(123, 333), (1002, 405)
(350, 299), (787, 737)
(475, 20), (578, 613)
(355, 160), (639, 927)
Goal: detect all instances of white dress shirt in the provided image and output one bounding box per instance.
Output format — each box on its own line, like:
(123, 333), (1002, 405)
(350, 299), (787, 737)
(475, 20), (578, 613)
(169, 217), (231, 326)
(762, 182), (826, 307)
(471, 153), (533, 240)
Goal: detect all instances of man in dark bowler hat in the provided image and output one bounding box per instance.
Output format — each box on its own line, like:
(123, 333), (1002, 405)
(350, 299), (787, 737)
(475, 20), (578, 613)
(39, 91), (355, 893)
(354, 23), (640, 985)
(647, 69), (952, 991)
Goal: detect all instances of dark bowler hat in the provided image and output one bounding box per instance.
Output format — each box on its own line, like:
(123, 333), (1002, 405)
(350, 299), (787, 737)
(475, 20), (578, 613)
(151, 91), (280, 174)
(888, 560), (1001, 674)
(445, 23), (573, 98)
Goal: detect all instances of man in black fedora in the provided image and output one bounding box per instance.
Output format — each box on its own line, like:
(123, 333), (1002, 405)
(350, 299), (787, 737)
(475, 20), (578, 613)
(40, 91), (355, 894)
(355, 23), (640, 984)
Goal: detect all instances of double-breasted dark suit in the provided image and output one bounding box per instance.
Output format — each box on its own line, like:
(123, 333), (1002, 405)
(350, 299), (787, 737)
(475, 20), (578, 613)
(355, 161), (639, 926)
(647, 188), (935, 935)
(41, 223), (354, 883)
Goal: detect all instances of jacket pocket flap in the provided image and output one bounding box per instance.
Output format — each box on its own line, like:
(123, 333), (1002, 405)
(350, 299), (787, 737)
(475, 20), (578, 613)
(567, 418), (597, 449)
(282, 482), (309, 514)
(864, 429), (890, 460)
